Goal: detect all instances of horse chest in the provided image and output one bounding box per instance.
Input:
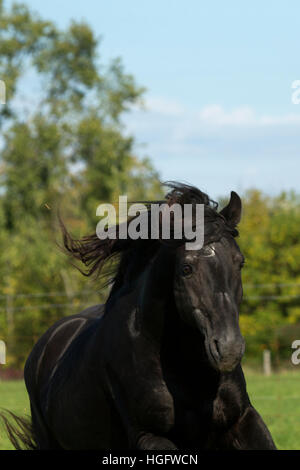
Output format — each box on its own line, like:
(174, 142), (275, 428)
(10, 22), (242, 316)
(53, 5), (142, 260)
(210, 382), (244, 429)
(166, 371), (244, 441)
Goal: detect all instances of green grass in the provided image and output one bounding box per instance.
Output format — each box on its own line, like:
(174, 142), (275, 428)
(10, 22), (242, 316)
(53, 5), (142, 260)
(244, 368), (300, 450)
(0, 380), (30, 450)
(0, 370), (300, 449)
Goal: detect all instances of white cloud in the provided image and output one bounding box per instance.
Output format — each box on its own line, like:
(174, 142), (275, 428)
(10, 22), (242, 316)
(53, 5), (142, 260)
(196, 105), (300, 127)
(144, 96), (185, 116)
(123, 96), (300, 197)
(134, 97), (300, 128)
(127, 98), (300, 144)
(197, 105), (257, 127)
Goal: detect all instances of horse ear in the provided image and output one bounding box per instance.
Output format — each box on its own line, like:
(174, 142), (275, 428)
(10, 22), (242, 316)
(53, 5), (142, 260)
(219, 191), (242, 227)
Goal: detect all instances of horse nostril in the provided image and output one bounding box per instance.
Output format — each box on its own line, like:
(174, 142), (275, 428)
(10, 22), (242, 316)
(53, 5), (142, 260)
(207, 335), (245, 371)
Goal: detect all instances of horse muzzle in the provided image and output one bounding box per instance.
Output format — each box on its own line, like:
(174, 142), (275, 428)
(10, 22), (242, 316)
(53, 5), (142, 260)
(206, 334), (245, 372)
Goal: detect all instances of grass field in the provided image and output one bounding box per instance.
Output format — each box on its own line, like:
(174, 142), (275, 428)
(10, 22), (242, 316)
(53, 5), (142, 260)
(0, 369), (300, 450)
(0, 380), (30, 450)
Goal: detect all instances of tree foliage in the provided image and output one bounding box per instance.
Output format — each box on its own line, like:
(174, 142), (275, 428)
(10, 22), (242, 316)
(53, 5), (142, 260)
(238, 190), (300, 362)
(0, 1), (161, 367)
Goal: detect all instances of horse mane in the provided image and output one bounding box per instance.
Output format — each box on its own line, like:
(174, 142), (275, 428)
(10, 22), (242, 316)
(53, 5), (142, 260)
(59, 181), (237, 287)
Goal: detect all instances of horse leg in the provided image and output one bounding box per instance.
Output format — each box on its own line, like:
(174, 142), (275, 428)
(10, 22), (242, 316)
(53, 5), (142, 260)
(219, 406), (276, 450)
(112, 391), (178, 450)
(106, 365), (177, 449)
(135, 433), (177, 450)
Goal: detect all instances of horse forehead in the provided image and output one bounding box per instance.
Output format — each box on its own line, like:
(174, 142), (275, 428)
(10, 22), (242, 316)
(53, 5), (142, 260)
(182, 238), (235, 264)
(183, 244), (217, 263)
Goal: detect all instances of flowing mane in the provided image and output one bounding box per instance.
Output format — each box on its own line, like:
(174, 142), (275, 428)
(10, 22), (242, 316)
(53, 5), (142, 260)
(60, 181), (238, 287)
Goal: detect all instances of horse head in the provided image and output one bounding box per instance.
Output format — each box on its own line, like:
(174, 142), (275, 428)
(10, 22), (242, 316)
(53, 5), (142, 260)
(173, 189), (245, 372)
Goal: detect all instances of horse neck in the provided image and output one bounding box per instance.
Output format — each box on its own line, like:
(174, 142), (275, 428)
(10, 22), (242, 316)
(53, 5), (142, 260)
(136, 246), (212, 371)
(162, 299), (210, 365)
(137, 245), (175, 344)
(108, 244), (219, 383)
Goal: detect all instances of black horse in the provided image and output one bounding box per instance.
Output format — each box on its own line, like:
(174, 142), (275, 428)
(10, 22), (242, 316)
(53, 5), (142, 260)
(3, 183), (276, 449)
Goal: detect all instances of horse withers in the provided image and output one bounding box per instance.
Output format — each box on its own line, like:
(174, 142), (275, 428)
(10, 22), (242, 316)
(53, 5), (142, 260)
(3, 182), (276, 450)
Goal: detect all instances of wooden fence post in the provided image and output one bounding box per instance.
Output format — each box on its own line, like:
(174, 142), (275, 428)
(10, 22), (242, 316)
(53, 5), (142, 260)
(263, 349), (272, 376)
(0, 340), (6, 365)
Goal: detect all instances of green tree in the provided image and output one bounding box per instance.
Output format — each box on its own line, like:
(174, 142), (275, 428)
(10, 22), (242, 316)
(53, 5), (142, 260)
(0, 0), (162, 368)
(238, 190), (300, 362)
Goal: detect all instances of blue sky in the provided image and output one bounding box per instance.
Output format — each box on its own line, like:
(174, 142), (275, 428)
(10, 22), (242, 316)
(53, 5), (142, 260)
(6, 0), (300, 199)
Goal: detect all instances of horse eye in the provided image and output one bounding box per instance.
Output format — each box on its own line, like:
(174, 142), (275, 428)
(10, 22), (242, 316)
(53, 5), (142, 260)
(182, 264), (193, 277)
